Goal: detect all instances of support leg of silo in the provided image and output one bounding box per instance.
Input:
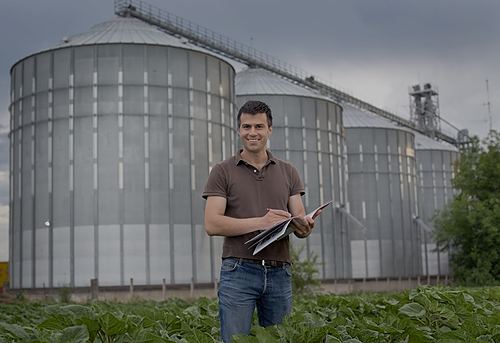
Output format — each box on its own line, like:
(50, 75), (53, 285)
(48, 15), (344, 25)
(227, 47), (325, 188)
(190, 277), (194, 298)
(130, 278), (134, 300)
(162, 278), (166, 301)
(214, 278), (218, 298)
(2, 281), (9, 295)
(91, 278), (99, 300)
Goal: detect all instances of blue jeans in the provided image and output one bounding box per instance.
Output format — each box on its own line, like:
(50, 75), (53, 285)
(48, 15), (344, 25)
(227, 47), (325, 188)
(218, 258), (292, 343)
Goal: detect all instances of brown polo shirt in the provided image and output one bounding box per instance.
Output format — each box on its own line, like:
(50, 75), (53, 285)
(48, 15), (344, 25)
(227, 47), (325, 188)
(202, 150), (305, 262)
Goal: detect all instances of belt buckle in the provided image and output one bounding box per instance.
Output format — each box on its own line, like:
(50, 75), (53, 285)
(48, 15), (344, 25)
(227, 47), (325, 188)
(261, 260), (266, 266)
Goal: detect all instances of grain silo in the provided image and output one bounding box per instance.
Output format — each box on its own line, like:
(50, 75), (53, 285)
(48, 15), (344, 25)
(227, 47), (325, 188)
(235, 68), (348, 279)
(342, 104), (420, 279)
(9, 16), (235, 289)
(414, 133), (459, 276)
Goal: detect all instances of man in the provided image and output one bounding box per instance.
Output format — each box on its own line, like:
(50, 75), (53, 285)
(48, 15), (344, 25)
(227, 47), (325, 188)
(202, 100), (315, 342)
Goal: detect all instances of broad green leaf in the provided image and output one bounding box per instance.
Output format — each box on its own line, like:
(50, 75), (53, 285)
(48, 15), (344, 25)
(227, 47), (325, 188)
(0, 322), (35, 340)
(57, 324), (89, 343)
(385, 298), (399, 306)
(127, 328), (175, 343)
(63, 304), (97, 320)
(253, 326), (279, 343)
(182, 305), (202, 318)
(325, 334), (342, 343)
(476, 334), (495, 342)
(38, 316), (68, 330)
(187, 327), (216, 343)
(98, 311), (127, 336)
(462, 293), (475, 303)
(77, 316), (101, 342)
(398, 303), (426, 317)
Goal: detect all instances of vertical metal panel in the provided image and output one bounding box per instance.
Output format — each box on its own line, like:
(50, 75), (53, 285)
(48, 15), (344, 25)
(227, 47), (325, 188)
(52, 119), (70, 227)
(52, 226), (70, 286)
(34, 227), (49, 287)
(195, 224), (212, 282)
(173, 224), (193, 283)
(123, 224), (146, 285)
(21, 230), (32, 288)
(98, 225), (120, 286)
(73, 116), (94, 225)
(149, 224), (171, 284)
(74, 225), (94, 287)
(351, 240), (380, 278)
(123, 115), (145, 224)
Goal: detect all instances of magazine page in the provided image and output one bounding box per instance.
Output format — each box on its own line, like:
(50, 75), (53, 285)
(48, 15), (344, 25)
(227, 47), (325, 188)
(245, 200), (333, 255)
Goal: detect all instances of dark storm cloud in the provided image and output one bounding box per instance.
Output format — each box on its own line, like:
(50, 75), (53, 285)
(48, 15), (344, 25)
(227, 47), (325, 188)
(1, 0), (499, 141)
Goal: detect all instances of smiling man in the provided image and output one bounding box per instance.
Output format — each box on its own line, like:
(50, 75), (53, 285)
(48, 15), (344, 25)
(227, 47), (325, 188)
(202, 100), (315, 342)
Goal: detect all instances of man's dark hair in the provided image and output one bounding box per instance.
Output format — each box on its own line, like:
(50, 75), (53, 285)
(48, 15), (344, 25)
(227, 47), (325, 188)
(237, 100), (273, 128)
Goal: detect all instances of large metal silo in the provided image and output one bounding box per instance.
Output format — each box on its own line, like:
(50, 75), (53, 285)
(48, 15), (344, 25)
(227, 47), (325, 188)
(9, 16), (235, 288)
(342, 104), (419, 279)
(414, 134), (459, 276)
(235, 68), (348, 279)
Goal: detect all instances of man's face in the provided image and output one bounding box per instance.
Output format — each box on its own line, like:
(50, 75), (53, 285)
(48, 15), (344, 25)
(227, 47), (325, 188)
(238, 112), (273, 154)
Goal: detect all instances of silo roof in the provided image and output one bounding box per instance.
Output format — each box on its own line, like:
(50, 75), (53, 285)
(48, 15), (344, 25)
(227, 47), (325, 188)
(343, 103), (459, 152)
(236, 68), (333, 101)
(342, 103), (412, 132)
(35, 16), (212, 54)
(413, 131), (459, 151)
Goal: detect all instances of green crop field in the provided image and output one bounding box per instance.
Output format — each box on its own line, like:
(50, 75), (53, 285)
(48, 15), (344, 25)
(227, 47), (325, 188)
(1, 285), (500, 342)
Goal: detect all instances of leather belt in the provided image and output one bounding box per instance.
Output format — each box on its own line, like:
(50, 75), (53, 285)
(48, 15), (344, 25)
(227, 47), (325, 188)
(227, 258), (289, 268)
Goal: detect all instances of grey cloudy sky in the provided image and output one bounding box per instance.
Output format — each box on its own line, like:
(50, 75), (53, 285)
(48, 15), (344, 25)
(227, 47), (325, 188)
(0, 0), (499, 260)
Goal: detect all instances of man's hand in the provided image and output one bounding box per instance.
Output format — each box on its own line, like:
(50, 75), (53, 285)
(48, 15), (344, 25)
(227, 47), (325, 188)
(264, 209), (292, 228)
(291, 215), (315, 238)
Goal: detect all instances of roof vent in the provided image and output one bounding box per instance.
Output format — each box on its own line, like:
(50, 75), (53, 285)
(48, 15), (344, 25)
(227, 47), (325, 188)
(62, 37), (70, 43)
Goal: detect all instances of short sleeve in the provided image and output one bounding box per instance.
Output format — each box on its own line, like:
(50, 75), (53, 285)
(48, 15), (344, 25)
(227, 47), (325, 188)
(289, 164), (305, 197)
(202, 163), (228, 199)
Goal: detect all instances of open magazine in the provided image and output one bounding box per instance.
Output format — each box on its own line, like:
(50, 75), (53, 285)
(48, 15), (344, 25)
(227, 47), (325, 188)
(245, 200), (333, 255)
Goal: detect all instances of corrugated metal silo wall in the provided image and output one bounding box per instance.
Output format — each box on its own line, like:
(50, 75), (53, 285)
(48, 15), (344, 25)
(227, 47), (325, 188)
(416, 148), (459, 276)
(9, 43), (235, 288)
(236, 94), (348, 279)
(345, 127), (419, 278)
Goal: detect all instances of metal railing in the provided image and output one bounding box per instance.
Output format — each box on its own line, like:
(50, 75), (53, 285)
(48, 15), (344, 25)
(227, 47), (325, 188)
(114, 0), (459, 146)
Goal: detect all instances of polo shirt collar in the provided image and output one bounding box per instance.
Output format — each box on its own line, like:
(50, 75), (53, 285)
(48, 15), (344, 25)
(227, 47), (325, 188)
(235, 149), (277, 166)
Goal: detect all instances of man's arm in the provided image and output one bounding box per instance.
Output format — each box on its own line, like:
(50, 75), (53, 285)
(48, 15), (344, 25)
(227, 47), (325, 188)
(204, 196), (291, 237)
(288, 193), (315, 238)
